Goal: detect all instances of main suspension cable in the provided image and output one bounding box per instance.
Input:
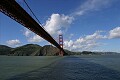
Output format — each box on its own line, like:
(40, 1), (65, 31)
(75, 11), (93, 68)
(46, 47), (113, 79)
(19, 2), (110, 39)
(23, 0), (57, 42)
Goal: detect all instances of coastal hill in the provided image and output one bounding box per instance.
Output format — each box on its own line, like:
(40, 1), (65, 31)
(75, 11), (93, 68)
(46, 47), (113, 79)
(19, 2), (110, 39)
(9, 44), (42, 56)
(0, 44), (63, 56)
(0, 44), (119, 56)
(0, 45), (12, 55)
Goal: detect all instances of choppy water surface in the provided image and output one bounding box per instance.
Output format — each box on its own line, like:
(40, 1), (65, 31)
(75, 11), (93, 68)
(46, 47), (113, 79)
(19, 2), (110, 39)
(0, 55), (120, 80)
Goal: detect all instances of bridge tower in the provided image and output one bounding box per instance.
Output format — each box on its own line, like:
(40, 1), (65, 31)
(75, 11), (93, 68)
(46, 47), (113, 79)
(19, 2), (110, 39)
(59, 35), (63, 56)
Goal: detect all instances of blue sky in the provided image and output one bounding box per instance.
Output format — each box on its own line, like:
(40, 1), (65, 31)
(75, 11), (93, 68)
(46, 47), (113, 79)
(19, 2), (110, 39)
(0, 0), (120, 52)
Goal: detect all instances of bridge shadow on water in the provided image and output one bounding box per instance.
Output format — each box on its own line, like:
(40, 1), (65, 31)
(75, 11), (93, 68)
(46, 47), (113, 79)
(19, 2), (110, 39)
(7, 56), (120, 80)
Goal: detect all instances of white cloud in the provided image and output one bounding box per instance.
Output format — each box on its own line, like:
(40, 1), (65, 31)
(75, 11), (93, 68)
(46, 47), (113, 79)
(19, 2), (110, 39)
(44, 13), (74, 36)
(23, 28), (32, 37)
(64, 26), (120, 51)
(64, 40), (74, 48)
(23, 28), (43, 43)
(6, 39), (21, 46)
(21, 0), (117, 50)
(28, 35), (43, 43)
(72, 0), (112, 17)
(86, 31), (107, 39)
(42, 0), (113, 40)
(109, 27), (120, 39)
(40, 0), (113, 46)
(64, 31), (106, 51)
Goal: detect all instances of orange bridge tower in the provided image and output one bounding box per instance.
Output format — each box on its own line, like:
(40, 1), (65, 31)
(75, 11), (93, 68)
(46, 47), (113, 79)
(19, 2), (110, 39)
(59, 35), (63, 56)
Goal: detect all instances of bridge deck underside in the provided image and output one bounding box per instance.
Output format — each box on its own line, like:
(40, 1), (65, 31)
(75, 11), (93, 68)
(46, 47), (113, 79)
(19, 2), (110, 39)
(0, 0), (65, 54)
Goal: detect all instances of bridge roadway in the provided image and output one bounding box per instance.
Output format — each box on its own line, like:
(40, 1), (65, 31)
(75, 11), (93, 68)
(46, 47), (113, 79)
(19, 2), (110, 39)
(7, 56), (120, 80)
(0, 0), (65, 55)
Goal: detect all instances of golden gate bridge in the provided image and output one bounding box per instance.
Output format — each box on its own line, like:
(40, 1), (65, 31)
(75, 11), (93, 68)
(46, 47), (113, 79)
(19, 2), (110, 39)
(0, 0), (64, 56)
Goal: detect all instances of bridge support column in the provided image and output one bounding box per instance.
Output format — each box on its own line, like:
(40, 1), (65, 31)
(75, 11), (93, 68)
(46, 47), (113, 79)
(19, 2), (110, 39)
(59, 35), (63, 56)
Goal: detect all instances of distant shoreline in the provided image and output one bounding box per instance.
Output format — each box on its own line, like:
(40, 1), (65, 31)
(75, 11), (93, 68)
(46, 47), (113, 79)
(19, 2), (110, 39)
(0, 44), (119, 56)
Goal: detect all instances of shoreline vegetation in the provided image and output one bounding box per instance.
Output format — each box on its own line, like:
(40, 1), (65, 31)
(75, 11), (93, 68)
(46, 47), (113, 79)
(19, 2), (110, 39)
(0, 44), (119, 56)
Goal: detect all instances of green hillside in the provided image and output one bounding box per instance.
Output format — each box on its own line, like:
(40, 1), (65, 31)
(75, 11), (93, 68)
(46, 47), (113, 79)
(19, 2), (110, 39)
(40, 45), (59, 56)
(0, 45), (12, 55)
(0, 44), (118, 56)
(9, 44), (42, 56)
